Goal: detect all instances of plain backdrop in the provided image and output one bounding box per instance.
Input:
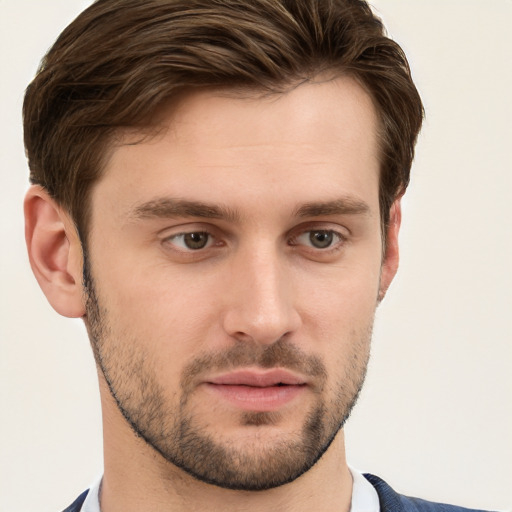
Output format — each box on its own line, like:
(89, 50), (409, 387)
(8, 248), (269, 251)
(1, 1), (511, 511)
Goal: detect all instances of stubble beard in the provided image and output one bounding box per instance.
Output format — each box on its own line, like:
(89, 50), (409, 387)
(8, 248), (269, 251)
(83, 258), (372, 491)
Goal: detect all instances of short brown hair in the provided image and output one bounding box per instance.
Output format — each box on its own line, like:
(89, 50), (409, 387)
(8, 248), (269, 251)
(23, 0), (423, 240)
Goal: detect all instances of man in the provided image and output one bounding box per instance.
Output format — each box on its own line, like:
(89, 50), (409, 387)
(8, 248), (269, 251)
(21, 1), (494, 511)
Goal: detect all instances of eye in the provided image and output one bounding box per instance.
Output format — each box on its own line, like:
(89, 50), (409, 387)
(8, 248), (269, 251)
(165, 231), (213, 251)
(294, 230), (343, 250)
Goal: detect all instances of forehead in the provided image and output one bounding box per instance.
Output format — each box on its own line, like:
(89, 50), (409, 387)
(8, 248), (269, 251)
(94, 76), (380, 220)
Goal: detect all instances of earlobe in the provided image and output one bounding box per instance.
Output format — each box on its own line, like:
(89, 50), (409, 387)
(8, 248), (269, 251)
(378, 199), (402, 302)
(24, 185), (86, 318)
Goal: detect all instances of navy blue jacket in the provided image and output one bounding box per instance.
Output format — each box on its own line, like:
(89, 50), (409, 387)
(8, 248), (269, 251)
(62, 474), (496, 512)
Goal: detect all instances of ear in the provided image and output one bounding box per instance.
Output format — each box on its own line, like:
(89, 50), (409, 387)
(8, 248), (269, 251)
(24, 185), (86, 318)
(378, 199), (402, 302)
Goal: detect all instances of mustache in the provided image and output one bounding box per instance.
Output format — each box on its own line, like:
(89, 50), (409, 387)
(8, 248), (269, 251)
(181, 339), (327, 391)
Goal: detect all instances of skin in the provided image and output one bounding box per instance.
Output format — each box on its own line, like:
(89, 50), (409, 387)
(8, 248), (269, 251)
(25, 76), (401, 512)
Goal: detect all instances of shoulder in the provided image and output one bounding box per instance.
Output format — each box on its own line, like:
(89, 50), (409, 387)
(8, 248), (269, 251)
(61, 489), (89, 512)
(364, 474), (497, 512)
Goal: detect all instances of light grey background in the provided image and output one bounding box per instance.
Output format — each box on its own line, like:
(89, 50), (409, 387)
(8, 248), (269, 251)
(1, 1), (511, 511)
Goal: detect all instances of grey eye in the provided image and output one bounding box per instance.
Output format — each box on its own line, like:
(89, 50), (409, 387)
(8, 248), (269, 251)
(308, 230), (335, 249)
(294, 229), (342, 250)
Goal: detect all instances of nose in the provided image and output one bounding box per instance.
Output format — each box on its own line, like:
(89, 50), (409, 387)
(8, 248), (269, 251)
(222, 245), (302, 345)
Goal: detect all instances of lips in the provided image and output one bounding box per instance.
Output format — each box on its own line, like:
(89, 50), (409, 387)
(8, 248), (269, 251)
(204, 369), (307, 412)
(208, 369), (306, 387)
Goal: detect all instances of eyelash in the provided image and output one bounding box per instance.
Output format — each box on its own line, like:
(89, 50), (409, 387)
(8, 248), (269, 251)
(289, 229), (346, 252)
(164, 231), (219, 251)
(162, 227), (347, 255)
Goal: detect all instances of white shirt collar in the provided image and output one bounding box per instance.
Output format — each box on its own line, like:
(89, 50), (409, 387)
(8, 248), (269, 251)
(81, 467), (380, 512)
(81, 475), (101, 512)
(349, 466), (381, 512)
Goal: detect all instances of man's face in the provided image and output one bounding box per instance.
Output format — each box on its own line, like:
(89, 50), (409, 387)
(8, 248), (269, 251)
(85, 77), (392, 490)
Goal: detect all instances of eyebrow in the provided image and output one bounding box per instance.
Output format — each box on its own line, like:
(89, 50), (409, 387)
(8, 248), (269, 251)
(294, 198), (371, 217)
(130, 198), (240, 223)
(129, 196), (371, 223)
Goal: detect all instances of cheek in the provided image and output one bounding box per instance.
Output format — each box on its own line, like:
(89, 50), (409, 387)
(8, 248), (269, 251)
(91, 253), (222, 360)
(296, 255), (382, 333)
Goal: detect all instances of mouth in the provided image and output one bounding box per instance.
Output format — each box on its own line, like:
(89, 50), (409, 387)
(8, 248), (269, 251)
(204, 369), (308, 412)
